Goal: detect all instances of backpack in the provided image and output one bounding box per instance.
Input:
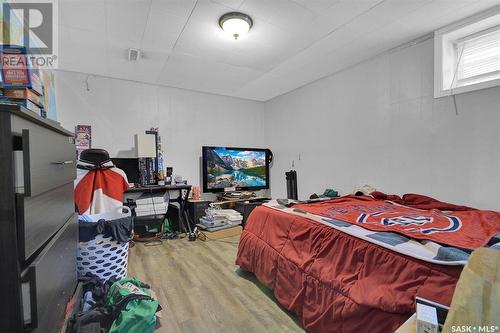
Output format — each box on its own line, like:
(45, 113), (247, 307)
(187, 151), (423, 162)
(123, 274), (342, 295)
(70, 276), (159, 333)
(106, 277), (160, 333)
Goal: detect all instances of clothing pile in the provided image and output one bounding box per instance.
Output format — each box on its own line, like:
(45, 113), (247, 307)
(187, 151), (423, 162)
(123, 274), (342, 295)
(78, 216), (133, 244)
(67, 275), (161, 333)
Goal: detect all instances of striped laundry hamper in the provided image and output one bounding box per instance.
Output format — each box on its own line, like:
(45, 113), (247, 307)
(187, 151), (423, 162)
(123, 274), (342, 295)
(77, 206), (132, 281)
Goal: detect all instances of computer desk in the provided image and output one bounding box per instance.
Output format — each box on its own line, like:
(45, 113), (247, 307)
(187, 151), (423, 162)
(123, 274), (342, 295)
(124, 184), (193, 234)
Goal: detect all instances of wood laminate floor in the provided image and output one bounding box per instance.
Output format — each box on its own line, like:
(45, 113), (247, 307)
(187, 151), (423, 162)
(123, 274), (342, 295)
(128, 236), (304, 333)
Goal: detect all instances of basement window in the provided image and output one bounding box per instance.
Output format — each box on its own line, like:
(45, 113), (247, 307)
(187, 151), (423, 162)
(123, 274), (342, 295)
(434, 8), (500, 98)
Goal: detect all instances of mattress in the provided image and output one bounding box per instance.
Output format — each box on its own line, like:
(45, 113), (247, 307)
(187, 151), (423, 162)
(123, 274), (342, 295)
(236, 204), (463, 332)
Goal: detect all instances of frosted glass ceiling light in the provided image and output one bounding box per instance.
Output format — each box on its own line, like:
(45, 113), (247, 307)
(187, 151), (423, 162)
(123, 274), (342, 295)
(219, 12), (253, 40)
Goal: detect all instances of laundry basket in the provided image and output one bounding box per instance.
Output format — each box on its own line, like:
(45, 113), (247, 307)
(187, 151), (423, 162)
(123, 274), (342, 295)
(77, 206), (132, 281)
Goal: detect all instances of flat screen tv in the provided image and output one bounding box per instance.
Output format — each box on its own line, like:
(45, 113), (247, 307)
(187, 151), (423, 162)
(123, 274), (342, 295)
(202, 146), (269, 193)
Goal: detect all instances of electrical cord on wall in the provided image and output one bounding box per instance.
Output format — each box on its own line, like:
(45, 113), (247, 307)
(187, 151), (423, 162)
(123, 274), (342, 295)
(448, 43), (466, 116)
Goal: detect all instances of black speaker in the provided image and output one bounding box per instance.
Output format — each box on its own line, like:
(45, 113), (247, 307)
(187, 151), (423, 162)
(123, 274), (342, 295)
(285, 170), (298, 200)
(267, 149), (273, 165)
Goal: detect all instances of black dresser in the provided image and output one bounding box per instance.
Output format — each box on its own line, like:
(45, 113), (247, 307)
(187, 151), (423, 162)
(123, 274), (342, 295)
(0, 104), (78, 332)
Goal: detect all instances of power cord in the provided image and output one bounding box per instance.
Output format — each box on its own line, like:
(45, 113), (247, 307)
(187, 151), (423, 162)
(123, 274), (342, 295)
(448, 43), (465, 116)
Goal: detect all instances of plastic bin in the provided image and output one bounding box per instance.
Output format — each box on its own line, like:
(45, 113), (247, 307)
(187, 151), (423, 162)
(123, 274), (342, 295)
(77, 206), (132, 281)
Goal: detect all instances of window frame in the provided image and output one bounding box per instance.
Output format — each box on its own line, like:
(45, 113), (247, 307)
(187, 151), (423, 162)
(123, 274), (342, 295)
(434, 6), (500, 98)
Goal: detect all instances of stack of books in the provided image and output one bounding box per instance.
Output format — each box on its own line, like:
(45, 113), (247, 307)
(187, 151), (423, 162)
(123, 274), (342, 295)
(138, 158), (156, 185)
(0, 46), (46, 117)
(1, 87), (45, 117)
(134, 192), (169, 217)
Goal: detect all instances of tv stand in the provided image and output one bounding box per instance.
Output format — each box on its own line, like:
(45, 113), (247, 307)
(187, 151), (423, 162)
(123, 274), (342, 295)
(218, 190), (258, 201)
(213, 194), (269, 209)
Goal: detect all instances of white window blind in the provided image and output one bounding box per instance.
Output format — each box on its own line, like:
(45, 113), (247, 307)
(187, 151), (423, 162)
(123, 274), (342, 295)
(456, 27), (500, 87)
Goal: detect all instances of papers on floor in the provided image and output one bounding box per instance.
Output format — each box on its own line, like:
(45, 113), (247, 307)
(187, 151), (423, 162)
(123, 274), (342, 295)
(134, 192), (169, 217)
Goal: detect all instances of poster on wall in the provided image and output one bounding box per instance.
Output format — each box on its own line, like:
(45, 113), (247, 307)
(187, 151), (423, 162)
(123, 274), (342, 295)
(42, 70), (57, 120)
(75, 125), (91, 159)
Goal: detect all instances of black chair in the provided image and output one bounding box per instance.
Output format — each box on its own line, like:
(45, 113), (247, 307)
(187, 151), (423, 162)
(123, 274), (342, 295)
(79, 149), (113, 170)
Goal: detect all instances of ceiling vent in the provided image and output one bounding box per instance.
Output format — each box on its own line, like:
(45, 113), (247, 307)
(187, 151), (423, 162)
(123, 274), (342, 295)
(127, 48), (141, 61)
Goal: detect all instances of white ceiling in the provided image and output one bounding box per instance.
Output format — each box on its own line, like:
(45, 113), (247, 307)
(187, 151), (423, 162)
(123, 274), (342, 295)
(58, 0), (500, 101)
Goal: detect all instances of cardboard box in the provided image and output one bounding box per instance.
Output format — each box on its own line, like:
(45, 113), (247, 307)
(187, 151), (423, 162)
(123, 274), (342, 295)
(416, 303), (438, 333)
(4, 88), (44, 107)
(198, 225), (242, 241)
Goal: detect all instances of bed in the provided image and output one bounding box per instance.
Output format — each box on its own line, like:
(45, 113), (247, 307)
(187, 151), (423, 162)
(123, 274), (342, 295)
(236, 195), (500, 332)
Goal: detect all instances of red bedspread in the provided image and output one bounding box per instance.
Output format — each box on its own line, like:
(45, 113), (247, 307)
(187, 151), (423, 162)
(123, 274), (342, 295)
(236, 206), (462, 333)
(293, 195), (500, 250)
(370, 192), (476, 211)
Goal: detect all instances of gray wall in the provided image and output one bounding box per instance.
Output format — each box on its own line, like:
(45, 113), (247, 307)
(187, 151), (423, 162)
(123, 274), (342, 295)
(264, 38), (500, 210)
(56, 37), (500, 209)
(56, 72), (266, 189)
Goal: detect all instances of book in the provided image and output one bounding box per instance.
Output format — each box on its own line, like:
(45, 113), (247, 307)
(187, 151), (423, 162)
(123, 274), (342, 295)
(4, 88), (44, 107)
(29, 71), (44, 96)
(0, 97), (44, 117)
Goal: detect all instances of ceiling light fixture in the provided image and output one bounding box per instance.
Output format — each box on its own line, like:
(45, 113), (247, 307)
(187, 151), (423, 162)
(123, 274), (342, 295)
(219, 12), (253, 40)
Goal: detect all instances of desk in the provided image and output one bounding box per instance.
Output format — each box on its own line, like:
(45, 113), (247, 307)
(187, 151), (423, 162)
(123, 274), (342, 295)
(125, 184), (192, 234)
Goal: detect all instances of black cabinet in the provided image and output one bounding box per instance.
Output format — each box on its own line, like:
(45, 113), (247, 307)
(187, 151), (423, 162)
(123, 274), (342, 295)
(187, 200), (211, 226)
(21, 216), (77, 332)
(0, 104), (78, 332)
(234, 200), (269, 227)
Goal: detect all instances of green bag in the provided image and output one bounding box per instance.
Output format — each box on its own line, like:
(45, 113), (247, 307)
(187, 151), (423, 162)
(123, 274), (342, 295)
(106, 277), (159, 333)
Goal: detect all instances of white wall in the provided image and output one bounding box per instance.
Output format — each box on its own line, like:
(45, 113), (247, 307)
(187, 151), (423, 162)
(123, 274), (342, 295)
(56, 71), (266, 192)
(56, 37), (500, 210)
(265, 38), (500, 210)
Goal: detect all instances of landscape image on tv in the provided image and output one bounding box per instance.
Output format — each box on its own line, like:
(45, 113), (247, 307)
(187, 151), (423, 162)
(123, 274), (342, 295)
(206, 148), (267, 189)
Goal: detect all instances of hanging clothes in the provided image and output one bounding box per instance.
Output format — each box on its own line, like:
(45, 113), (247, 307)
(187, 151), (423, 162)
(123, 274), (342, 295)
(75, 161), (129, 215)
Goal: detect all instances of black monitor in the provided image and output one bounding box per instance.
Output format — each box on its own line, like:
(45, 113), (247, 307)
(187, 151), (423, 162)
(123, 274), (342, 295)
(111, 158), (140, 184)
(202, 146), (270, 193)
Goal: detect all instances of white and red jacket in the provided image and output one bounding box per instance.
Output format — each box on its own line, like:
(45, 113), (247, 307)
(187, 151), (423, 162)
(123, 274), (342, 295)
(74, 161), (129, 215)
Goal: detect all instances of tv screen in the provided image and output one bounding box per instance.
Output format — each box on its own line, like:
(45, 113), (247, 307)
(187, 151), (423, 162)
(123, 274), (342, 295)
(202, 146), (269, 192)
